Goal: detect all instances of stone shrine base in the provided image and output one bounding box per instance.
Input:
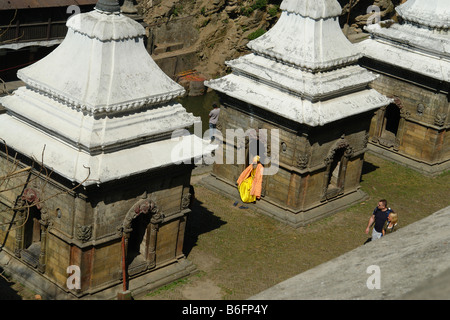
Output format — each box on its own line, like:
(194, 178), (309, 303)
(199, 173), (369, 228)
(0, 250), (196, 300)
(368, 143), (450, 177)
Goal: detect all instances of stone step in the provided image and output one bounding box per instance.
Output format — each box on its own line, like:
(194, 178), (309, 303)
(153, 42), (184, 55)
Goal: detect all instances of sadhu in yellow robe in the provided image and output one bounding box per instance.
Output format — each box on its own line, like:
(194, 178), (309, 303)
(237, 156), (264, 203)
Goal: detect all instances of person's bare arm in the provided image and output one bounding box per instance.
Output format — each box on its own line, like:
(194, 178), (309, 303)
(365, 215), (375, 234)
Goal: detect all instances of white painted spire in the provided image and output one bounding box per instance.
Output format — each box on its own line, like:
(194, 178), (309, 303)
(358, 0), (450, 83)
(396, 0), (450, 29)
(247, 0), (360, 72)
(16, 9), (184, 115)
(205, 0), (391, 127)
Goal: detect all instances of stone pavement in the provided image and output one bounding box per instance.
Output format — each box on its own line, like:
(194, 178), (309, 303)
(250, 205), (450, 300)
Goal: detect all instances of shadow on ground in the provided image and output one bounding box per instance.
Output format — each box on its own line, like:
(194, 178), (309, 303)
(183, 194), (227, 257)
(0, 267), (21, 300)
(360, 159), (379, 181)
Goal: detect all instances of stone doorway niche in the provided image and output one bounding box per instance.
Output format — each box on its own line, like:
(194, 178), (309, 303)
(126, 210), (151, 269)
(16, 187), (49, 272)
(327, 148), (346, 194)
(121, 198), (163, 276)
(21, 206), (42, 267)
(243, 129), (269, 196)
(381, 103), (401, 142)
(322, 139), (353, 200)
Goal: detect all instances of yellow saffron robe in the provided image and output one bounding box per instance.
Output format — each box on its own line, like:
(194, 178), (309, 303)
(237, 163), (264, 203)
(238, 169), (257, 203)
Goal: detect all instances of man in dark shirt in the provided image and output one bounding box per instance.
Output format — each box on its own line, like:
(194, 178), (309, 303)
(208, 103), (220, 142)
(365, 199), (392, 241)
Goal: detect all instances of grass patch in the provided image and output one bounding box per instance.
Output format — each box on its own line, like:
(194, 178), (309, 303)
(248, 28), (266, 40)
(144, 153), (450, 300)
(240, 0), (268, 16)
(145, 278), (190, 297)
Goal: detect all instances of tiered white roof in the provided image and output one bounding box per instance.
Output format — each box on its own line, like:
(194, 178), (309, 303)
(205, 0), (390, 127)
(358, 0), (450, 83)
(0, 1), (209, 185)
(395, 0), (450, 29)
(17, 10), (185, 115)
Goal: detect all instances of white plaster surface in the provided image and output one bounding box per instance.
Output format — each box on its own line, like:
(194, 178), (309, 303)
(358, 0), (450, 82)
(1, 87), (200, 153)
(0, 113), (210, 186)
(207, 73), (389, 127)
(226, 53), (380, 100)
(206, 0), (391, 126)
(358, 34), (450, 83)
(395, 0), (450, 29)
(280, 0), (341, 19)
(247, 11), (362, 72)
(16, 18), (185, 114)
(0, 8), (210, 186)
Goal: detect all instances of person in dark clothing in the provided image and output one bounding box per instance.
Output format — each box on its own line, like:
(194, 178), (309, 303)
(364, 199), (392, 243)
(208, 103), (220, 142)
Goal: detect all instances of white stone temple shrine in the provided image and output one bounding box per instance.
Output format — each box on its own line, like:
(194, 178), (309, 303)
(0, 0), (209, 299)
(357, 0), (450, 175)
(204, 0), (391, 227)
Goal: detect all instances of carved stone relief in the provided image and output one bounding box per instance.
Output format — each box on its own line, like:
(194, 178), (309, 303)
(435, 113), (447, 127)
(181, 193), (192, 209)
(76, 224), (92, 242)
(296, 154), (308, 169)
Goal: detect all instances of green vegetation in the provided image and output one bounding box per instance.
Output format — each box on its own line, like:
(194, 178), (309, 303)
(267, 4), (279, 17)
(252, 0), (268, 10)
(247, 28), (266, 40)
(146, 278), (190, 297)
(146, 271), (206, 298)
(240, 0), (268, 16)
(171, 4), (183, 17)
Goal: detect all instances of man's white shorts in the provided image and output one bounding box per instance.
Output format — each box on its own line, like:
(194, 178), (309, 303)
(372, 228), (382, 241)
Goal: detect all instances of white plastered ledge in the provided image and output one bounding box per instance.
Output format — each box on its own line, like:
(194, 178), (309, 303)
(206, 74), (391, 127)
(226, 54), (377, 100)
(0, 113), (210, 186)
(1, 87), (200, 154)
(357, 35), (450, 83)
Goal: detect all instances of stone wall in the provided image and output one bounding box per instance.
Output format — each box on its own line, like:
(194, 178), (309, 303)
(210, 94), (371, 226)
(147, 14), (199, 79)
(364, 64), (450, 175)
